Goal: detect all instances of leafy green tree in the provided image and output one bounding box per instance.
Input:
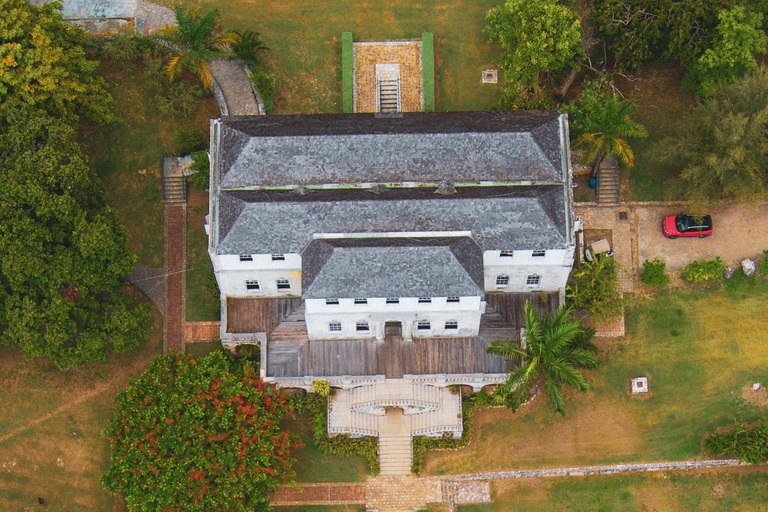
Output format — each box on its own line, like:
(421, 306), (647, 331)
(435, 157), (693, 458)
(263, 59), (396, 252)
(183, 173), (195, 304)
(231, 29), (269, 69)
(567, 256), (627, 323)
(562, 80), (648, 174)
(484, 0), (582, 108)
(685, 5), (768, 97)
(0, 0), (114, 126)
(103, 351), (298, 512)
(0, 109), (149, 369)
(487, 301), (599, 415)
(156, 6), (238, 91)
(660, 69), (768, 202)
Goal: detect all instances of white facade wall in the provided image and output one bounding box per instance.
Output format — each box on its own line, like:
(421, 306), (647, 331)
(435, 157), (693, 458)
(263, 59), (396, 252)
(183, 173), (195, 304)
(483, 248), (574, 293)
(210, 252), (302, 297)
(304, 297), (485, 340)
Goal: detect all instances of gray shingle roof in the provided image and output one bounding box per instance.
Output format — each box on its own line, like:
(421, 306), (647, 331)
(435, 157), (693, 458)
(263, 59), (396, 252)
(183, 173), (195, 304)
(301, 238), (484, 299)
(216, 111), (565, 187)
(216, 186), (568, 255)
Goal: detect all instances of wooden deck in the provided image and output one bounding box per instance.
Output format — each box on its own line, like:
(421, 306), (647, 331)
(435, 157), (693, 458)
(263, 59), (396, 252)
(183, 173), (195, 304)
(226, 297), (301, 333)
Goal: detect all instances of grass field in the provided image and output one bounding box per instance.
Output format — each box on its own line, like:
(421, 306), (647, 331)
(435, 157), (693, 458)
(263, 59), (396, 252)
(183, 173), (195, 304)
(158, 0), (503, 113)
(0, 304), (163, 512)
(424, 274), (768, 474)
(283, 412), (369, 483)
(459, 467), (768, 512)
(79, 60), (218, 268)
(186, 186), (221, 321)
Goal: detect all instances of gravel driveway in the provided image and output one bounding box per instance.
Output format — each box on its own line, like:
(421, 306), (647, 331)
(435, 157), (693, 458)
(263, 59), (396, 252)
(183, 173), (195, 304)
(636, 202), (768, 270)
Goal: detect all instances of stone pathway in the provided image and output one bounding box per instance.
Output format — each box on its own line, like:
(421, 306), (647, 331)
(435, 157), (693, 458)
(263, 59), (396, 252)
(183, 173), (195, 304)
(366, 476), (443, 512)
(271, 483), (366, 506)
(208, 60), (262, 116)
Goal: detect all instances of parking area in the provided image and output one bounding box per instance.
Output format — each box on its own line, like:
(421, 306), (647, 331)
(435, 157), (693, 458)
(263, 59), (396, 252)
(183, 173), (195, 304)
(576, 201), (768, 289)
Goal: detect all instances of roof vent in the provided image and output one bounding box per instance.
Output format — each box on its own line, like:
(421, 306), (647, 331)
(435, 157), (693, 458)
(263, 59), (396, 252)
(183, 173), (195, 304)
(435, 182), (457, 195)
(293, 186), (310, 195)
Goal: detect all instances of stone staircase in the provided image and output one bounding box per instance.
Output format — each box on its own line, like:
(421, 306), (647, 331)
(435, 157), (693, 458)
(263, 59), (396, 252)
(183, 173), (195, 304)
(163, 174), (186, 204)
(378, 409), (413, 476)
(350, 381), (441, 414)
(597, 161), (620, 205)
(378, 79), (401, 113)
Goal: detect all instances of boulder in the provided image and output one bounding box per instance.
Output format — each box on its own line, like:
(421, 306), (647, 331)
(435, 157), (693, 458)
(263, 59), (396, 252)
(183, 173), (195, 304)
(742, 258), (756, 276)
(724, 266), (735, 279)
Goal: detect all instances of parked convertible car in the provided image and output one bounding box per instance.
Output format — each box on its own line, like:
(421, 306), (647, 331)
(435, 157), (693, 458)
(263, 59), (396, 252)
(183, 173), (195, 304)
(662, 214), (713, 239)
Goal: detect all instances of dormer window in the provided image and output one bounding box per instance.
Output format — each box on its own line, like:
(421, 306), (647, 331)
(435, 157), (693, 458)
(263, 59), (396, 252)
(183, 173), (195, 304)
(276, 279), (291, 290)
(326, 298), (339, 305)
(447, 297), (460, 303)
(386, 298), (399, 304)
(245, 280), (259, 290)
(418, 297), (432, 304)
(495, 275), (510, 287)
(532, 250), (546, 257)
(500, 250), (514, 257)
(354, 298), (368, 305)
(271, 254), (286, 261)
(239, 254), (253, 262)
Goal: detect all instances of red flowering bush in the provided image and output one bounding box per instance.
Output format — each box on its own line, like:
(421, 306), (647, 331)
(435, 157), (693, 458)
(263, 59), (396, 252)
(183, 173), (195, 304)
(102, 351), (297, 511)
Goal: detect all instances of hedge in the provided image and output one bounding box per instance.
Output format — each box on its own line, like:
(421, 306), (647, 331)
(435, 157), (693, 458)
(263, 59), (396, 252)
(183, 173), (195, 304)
(422, 32), (435, 112)
(342, 32), (354, 113)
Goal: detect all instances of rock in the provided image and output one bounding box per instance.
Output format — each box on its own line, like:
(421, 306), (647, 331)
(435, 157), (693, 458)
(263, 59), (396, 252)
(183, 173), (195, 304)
(742, 258), (756, 276)
(753, 382), (762, 391)
(724, 266), (735, 279)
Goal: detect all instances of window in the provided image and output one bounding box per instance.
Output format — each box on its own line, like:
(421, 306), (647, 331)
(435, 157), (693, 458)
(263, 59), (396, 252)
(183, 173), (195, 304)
(386, 297), (400, 304)
(271, 254), (286, 261)
(418, 297), (432, 304)
(356, 321), (370, 332)
(276, 279), (291, 290)
(495, 275), (510, 287)
(526, 274), (541, 286)
(445, 320), (458, 330)
(245, 280), (259, 290)
(329, 322), (342, 333)
(325, 298), (339, 305)
(500, 250), (514, 257)
(447, 296), (460, 303)
(417, 320), (431, 330)
(354, 298), (368, 305)
(532, 250), (546, 257)
(239, 254), (253, 262)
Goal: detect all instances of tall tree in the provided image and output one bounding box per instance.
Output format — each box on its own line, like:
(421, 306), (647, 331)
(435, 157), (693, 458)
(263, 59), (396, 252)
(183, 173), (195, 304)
(685, 5), (768, 97)
(103, 351), (298, 512)
(0, 110), (149, 369)
(566, 256), (627, 322)
(156, 6), (238, 91)
(487, 302), (599, 415)
(484, 0), (583, 108)
(0, 0), (114, 126)
(562, 80), (648, 174)
(661, 68), (768, 203)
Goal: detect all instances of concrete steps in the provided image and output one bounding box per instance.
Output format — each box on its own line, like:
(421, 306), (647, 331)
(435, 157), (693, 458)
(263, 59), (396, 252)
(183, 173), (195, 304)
(163, 175), (186, 203)
(597, 163), (620, 205)
(378, 79), (400, 113)
(378, 435), (412, 476)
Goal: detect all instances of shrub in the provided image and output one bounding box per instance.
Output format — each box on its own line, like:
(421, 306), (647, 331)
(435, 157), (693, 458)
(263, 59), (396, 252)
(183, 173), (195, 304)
(705, 420), (768, 464)
(231, 29), (269, 68)
(641, 258), (670, 286)
(189, 151), (210, 190)
(761, 250), (768, 275)
(682, 256), (725, 282)
(157, 81), (202, 119)
(99, 33), (140, 69)
(313, 379), (330, 397)
(250, 71), (275, 113)
(173, 125), (207, 156)
(566, 256), (627, 322)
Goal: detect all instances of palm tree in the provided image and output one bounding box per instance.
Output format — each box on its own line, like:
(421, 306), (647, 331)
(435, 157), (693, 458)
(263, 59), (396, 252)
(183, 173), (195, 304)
(156, 7), (238, 91)
(574, 92), (648, 175)
(486, 301), (599, 415)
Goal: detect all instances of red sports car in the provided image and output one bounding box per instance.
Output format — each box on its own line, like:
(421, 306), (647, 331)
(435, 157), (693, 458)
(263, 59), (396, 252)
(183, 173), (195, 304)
(662, 214), (713, 239)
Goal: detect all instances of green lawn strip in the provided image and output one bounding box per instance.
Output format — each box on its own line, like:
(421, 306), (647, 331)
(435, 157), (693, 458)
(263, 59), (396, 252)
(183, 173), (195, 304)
(163, 0), (501, 113)
(424, 275), (768, 474)
(342, 32), (354, 113)
(185, 340), (224, 359)
(79, 60), (218, 268)
(422, 32), (435, 111)
(185, 188), (220, 321)
(459, 469), (768, 512)
(283, 412), (369, 483)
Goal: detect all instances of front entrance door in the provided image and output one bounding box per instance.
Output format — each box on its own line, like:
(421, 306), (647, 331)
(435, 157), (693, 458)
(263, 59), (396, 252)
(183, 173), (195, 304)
(385, 321), (402, 338)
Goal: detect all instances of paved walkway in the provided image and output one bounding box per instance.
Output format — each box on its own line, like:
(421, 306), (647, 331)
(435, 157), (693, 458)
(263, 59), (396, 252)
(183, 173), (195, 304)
(209, 60), (262, 115)
(271, 483), (366, 506)
(163, 204), (186, 353)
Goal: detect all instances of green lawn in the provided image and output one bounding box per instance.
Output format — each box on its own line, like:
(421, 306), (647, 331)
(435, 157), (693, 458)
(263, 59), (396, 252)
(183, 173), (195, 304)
(184, 340), (224, 359)
(186, 186), (221, 321)
(460, 468), (768, 511)
(79, 60), (218, 268)
(283, 413), (369, 483)
(159, 0), (503, 113)
(0, 308), (163, 511)
(424, 274), (768, 474)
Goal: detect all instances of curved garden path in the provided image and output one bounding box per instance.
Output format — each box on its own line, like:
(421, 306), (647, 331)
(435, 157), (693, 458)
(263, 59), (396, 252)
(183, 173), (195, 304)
(208, 60), (262, 116)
